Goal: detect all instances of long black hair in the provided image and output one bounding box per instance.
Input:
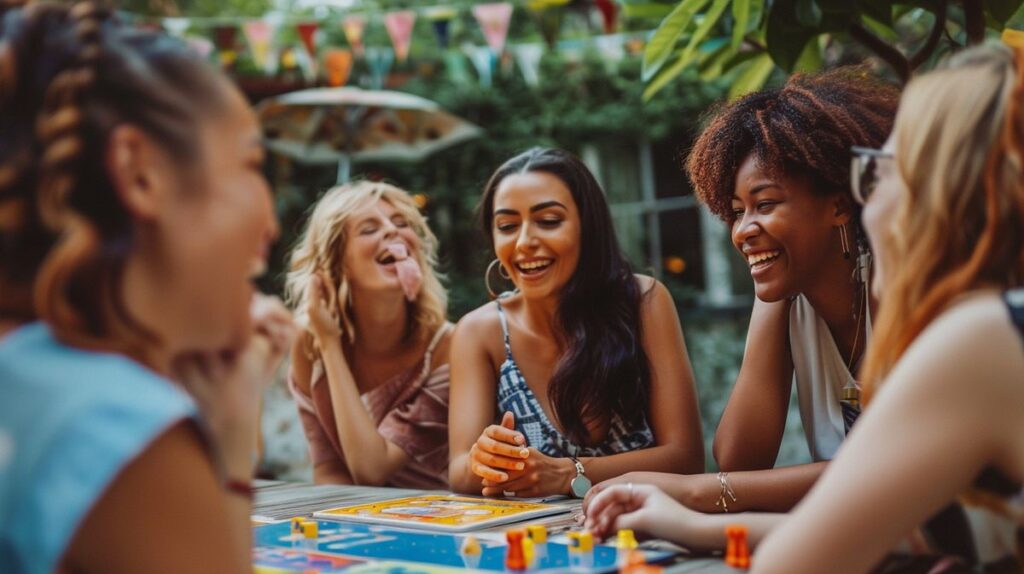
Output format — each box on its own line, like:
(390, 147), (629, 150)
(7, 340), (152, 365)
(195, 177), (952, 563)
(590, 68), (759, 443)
(478, 148), (651, 445)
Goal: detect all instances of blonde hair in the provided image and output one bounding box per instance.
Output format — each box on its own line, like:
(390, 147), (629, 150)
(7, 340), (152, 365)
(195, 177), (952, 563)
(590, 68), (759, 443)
(861, 45), (1024, 402)
(284, 181), (447, 346)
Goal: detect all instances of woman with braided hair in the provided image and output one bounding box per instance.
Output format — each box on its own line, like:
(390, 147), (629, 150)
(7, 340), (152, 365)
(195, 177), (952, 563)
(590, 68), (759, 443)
(0, 2), (292, 572)
(584, 68), (900, 514)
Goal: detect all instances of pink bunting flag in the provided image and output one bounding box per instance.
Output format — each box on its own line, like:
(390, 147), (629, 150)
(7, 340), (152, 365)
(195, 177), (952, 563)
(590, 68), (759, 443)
(472, 2), (513, 56)
(384, 10), (417, 63)
(242, 20), (272, 70)
(341, 14), (366, 57)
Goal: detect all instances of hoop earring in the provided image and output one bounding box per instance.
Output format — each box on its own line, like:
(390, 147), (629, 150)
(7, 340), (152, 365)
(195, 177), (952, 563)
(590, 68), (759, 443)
(484, 258), (511, 299)
(839, 224), (851, 260)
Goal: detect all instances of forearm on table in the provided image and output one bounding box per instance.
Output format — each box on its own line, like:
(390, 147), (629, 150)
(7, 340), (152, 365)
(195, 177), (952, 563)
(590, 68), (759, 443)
(667, 512), (785, 553)
(685, 462), (827, 513)
(582, 443), (697, 485)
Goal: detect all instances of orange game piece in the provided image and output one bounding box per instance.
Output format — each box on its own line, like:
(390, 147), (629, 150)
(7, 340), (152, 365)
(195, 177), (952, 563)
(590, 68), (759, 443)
(506, 528), (527, 571)
(724, 525), (750, 570)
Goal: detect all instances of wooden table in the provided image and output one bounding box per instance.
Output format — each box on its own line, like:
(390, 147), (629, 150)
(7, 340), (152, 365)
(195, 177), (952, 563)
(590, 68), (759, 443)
(252, 481), (737, 573)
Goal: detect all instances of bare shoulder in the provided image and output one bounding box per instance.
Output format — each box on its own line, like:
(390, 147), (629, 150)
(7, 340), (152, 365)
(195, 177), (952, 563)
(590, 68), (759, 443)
(451, 300), (508, 362)
(634, 274), (675, 312)
(885, 291), (1024, 404)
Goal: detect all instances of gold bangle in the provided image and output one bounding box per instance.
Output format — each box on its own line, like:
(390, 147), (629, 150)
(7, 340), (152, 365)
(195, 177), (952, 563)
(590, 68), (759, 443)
(715, 471), (737, 512)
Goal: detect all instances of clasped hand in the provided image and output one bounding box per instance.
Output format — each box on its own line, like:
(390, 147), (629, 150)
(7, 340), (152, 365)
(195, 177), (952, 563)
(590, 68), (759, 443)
(470, 411), (569, 498)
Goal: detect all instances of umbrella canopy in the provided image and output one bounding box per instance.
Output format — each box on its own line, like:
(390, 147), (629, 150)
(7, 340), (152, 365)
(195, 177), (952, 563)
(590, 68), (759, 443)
(258, 87), (483, 182)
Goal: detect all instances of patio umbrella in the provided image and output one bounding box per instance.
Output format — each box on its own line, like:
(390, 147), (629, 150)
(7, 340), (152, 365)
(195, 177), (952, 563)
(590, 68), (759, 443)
(257, 87), (484, 183)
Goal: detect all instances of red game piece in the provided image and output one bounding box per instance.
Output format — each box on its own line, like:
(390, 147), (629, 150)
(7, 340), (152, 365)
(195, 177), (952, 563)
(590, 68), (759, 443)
(506, 528), (527, 571)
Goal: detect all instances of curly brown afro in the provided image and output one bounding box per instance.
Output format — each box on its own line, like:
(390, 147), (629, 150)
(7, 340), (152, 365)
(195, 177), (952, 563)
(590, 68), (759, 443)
(686, 66), (900, 222)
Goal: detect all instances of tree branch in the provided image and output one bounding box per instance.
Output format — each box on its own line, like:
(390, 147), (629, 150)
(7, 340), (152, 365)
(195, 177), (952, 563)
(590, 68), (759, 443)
(910, 0), (948, 70)
(849, 23), (911, 83)
(962, 0), (985, 45)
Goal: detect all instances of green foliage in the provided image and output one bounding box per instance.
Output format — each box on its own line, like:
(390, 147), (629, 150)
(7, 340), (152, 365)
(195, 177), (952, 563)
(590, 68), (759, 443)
(264, 51), (725, 319)
(641, 0), (1024, 100)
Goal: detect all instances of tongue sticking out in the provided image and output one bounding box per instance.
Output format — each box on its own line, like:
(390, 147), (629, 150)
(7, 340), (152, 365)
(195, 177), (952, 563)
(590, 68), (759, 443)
(386, 243), (422, 302)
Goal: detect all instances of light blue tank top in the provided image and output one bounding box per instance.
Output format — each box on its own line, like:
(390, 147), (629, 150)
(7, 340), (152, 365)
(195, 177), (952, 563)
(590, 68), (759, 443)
(0, 323), (197, 574)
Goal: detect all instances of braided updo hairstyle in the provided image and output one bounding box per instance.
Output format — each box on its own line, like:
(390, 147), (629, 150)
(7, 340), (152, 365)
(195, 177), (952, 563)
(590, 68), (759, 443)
(0, 1), (233, 358)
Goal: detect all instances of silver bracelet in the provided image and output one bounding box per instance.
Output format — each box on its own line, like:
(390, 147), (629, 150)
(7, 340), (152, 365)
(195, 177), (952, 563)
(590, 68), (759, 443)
(715, 471), (737, 512)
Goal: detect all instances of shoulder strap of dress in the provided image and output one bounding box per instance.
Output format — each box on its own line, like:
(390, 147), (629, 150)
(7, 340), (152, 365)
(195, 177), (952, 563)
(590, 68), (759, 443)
(1003, 288), (1024, 342)
(494, 299), (513, 359)
(421, 322), (453, 372)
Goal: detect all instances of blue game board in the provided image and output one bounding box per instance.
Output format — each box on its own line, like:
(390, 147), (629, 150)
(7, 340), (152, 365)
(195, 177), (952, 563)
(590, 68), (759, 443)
(253, 520), (674, 573)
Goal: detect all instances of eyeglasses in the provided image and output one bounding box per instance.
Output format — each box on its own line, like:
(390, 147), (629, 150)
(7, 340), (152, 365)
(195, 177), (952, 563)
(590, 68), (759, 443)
(850, 146), (895, 206)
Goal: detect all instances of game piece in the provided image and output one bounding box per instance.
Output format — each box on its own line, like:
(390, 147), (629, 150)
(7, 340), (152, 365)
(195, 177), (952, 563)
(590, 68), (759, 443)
(526, 524), (548, 544)
(522, 535), (536, 567)
(460, 535), (482, 569)
(506, 528), (528, 571)
(725, 525), (750, 569)
(616, 529), (639, 566)
(619, 548), (665, 574)
(568, 530), (595, 570)
(301, 521), (318, 550)
(527, 524), (549, 562)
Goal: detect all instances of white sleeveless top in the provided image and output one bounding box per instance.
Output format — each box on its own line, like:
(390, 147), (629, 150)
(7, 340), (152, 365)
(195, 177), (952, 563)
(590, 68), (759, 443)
(789, 293), (872, 462)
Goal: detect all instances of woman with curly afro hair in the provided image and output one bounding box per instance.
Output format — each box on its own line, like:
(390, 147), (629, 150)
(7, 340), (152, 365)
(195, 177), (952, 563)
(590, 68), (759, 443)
(584, 67), (899, 515)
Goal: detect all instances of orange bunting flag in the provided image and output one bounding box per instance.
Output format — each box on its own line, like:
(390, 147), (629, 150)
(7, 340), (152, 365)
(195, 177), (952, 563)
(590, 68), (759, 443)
(324, 49), (353, 87)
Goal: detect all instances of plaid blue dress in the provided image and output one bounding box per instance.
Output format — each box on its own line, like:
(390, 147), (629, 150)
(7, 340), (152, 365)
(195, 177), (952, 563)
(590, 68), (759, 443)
(493, 299), (654, 458)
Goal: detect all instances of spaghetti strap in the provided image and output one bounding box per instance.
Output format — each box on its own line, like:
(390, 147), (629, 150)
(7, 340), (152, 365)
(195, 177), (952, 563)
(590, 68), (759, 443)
(494, 299), (513, 359)
(418, 322), (453, 380)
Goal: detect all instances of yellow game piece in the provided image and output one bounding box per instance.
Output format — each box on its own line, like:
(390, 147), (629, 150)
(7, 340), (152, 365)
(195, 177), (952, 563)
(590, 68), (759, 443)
(526, 524), (548, 544)
(301, 522), (318, 539)
(617, 529), (638, 549)
(460, 535), (482, 556)
(522, 536), (535, 566)
(567, 531), (594, 553)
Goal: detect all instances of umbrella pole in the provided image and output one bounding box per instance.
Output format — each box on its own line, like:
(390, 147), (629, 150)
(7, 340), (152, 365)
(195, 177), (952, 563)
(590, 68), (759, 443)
(336, 154), (351, 184)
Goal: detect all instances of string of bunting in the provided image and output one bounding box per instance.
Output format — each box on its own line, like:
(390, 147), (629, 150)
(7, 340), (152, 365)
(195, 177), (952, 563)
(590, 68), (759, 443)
(134, 1), (644, 89)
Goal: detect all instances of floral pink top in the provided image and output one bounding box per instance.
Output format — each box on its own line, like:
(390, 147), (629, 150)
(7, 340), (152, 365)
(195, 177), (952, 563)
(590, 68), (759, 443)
(288, 323), (452, 489)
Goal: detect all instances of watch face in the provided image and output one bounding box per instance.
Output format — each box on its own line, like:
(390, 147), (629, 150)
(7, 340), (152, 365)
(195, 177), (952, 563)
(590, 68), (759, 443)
(571, 474), (592, 498)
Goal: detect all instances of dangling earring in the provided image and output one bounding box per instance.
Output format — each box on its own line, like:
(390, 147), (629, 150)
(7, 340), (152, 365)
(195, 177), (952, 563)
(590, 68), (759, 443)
(839, 224), (851, 260)
(484, 258), (511, 299)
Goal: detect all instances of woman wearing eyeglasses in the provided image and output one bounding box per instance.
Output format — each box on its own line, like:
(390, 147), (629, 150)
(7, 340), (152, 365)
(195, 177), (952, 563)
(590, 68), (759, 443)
(585, 69), (899, 515)
(585, 44), (1024, 572)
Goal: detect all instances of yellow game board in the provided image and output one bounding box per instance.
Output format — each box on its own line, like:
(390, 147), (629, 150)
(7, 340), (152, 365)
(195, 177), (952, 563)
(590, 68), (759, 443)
(312, 495), (568, 532)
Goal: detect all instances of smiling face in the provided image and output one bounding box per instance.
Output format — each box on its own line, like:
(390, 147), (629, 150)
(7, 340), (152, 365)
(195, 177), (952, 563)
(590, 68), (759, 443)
(730, 154), (845, 302)
(341, 198), (421, 295)
(491, 171), (581, 300)
(159, 83), (278, 351)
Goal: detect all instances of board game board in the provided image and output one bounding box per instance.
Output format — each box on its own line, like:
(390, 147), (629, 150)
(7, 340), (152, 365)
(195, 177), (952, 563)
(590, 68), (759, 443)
(313, 495), (568, 532)
(253, 520), (675, 573)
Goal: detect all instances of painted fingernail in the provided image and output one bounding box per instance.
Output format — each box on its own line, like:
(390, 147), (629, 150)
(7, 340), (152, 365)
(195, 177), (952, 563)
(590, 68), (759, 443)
(515, 462), (525, 470)
(515, 435), (525, 445)
(519, 449), (529, 457)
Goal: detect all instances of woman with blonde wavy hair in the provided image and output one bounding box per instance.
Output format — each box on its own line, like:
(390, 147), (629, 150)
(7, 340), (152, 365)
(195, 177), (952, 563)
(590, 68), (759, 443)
(585, 44), (1024, 573)
(286, 181), (453, 488)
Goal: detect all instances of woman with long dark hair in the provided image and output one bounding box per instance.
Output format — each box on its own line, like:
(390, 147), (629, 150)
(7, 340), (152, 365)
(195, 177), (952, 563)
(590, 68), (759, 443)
(448, 148), (704, 497)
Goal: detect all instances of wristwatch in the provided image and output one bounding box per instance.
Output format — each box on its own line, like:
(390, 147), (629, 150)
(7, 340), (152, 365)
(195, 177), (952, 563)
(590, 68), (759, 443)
(569, 457), (591, 498)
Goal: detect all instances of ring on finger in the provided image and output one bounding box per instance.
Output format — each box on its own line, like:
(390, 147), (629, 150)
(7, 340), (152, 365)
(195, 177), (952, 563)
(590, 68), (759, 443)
(627, 482), (634, 502)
